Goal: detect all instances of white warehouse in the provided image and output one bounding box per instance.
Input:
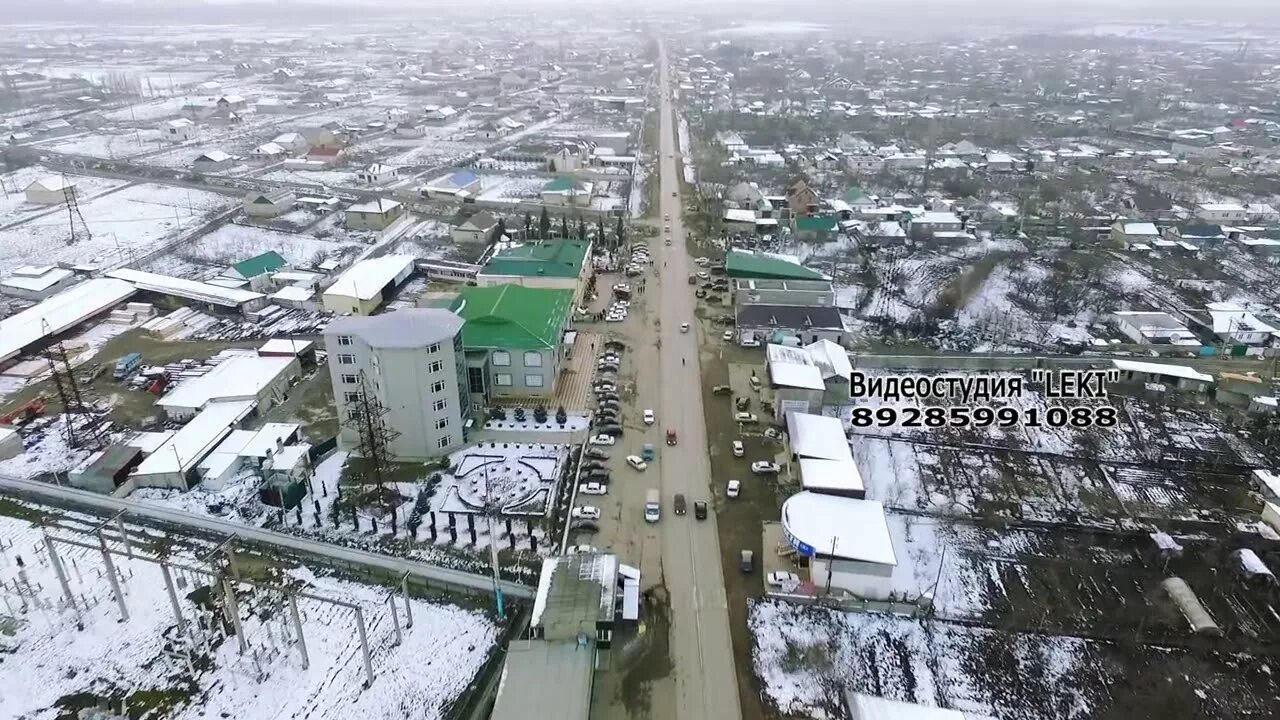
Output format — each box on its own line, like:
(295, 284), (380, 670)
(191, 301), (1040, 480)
(782, 491), (897, 599)
(157, 354), (301, 421)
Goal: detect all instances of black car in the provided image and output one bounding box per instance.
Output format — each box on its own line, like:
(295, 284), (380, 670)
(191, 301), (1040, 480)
(597, 424), (623, 436)
(694, 501), (707, 520)
(674, 493), (687, 515)
(582, 460), (608, 471)
(585, 448), (610, 460)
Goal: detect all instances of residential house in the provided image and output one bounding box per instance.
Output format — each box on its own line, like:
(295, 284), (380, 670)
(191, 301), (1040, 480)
(270, 132), (309, 152)
(724, 181), (766, 210)
(541, 178), (593, 207)
(1195, 202), (1249, 223)
(192, 151), (235, 172)
(854, 220), (907, 247)
(1202, 303), (1279, 346)
(846, 154), (884, 173)
(451, 284), (575, 401)
(786, 180), (820, 217)
(251, 142), (286, 160)
(344, 199), (405, 231)
(23, 176), (76, 205)
(322, 254), (416, 315)
(1111, 220), (1161, 249)
(909, 211), (964, 238)
(985, 152), (1017, 172)
(423, 170), (482, 198)
(1109, 311), (1200, 346)
(356, 164), (403, 186)
(843, 187), (877, 212)
(243, 189), (296, 218)
(300, 124), (348, 149)
(326, 309), (468, 460)
(305, 145), (345, 166)
(395, 122), (425, 138)
(1111, 359), (1213, 393)
(163, 118), (196, 142)
(1166, 224), (1226, 247)
(793, 215), (839, 242)
(453, 211), (501, 245)
(424, 105), (459, 124)
(221, 251), (288, 291)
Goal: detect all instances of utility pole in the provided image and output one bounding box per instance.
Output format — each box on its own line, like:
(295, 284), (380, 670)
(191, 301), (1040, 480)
(42, 320), (104, 451)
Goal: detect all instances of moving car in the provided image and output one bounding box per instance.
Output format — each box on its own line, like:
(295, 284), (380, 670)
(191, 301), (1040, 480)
(571, 506), (601, 520)
(732, 440), (744, 457)
(645, 489), (661, 523)
(752, 461), (781, 474)
(567, 545), (598, 555)
(626, 455), (648, 471)
(694, 500), (707, 520)
(740, 550), (754, 573)
(727, 479), (741, 498)
(680, 322), (689, 333)
(735, 412), (759, 423)
(589, 434), (616, 446)
(578, 482), (607, 495)
(665, 238), (672, 246)
(673, 493), (687, 515)
(643, 408), (655, 425)
(666, 429), (677, 446)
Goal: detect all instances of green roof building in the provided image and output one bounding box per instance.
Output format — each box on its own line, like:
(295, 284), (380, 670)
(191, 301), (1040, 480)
(228, 251), (287, 281)
(451, 284), (575, 398)
(725, 249), (827, 281)
(479, 239), (591, 292)
(794, 215), (838, 241)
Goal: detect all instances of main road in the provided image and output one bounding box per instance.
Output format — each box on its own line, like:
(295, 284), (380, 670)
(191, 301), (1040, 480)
(653, 42), (743, 720)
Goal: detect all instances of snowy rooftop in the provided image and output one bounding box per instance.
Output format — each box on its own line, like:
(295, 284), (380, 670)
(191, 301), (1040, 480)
(327, 308), (462, 348)
(0, 266), (73, 292)
(1121, 222), (1159, 235)
(324, 255), (415, 301)
(798, 458), (864, 495)
(782, 491), (896, 566)
(258, 338), (315, 355)
(347, 199), (402, 214)
(785, 412), (853, 463)
(846, 692), (998, 720)
(1205, 305), (1278, 335)
(107, 268), (264, 307)
(770, 361), (825, 390)
(0, 277), (135, 363)
(158, 355), (297, 412)
(134, 400), (257, 477)
(805, 339), (852, 381)
(1112, 359), (1213, 383)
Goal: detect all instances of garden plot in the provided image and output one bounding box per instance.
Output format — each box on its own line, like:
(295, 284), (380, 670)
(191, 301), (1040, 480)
(1125, 401), (1268, 468)
(0, 183), (234, 275)
(748, 599), (1280, 720)
(179, 222), (366, 268)
(476, 175), (549, 201)
(45, 128), (166, 159)
(0, 513), (499, 720)
(0, 166), (127, 227)
(434, 442), (570, 517)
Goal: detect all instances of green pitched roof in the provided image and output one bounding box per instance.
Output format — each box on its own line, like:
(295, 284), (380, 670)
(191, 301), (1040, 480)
(844, 187), (867, 203)
(452, 284), (574, 350)
(543, 177), (577, 192)
(725, 250), (826, 281)
(795, 215), (838, 233)
(480, 240), (589, 279)
(232, 250), (286, 279)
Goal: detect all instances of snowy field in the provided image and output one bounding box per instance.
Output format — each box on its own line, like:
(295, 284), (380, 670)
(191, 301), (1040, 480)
(748, 599), (1278, 720)
(44, 128), (167, 159)
(180, 221), (366, 268)
(475, 175), (546, 201)
(0, 513), (499, 720)
(434, 441), (570, 517)
(0, 183), (234, 274)
(0, 166), (127, 227)
(0, 415), (119, 480)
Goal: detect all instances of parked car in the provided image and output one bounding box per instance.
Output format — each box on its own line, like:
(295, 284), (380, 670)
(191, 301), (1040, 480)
(680, 323), (689, 333)
(572, 506), (601, 520)
(582, 460), (608, 471)
(763, 427), (783, 440)
(626, 455), (648, 471)
(735, 412), (759, 423)
(752, 461), (781, 474)
(643, 409), (655, 425)
(722, 330), (734, 341)
(740, 337), (761, 348)
(579, 482), (608, 495)
(732, 440), (744, 457)
(585, 448), (610, 459)
(694, 501), (707, 520)
(584, 469), (610, 482)
(740, 550), (754, 573)
(766, 571), (801, 588)
(589, 434), (616, 446)
(570, 520), (599, 533)
(567, 544), (598, 555)
(712, 385), (732, 395)
(597, 424), (624, 436)
(727, 480), (741, 498)
(674, 493), (687, 515)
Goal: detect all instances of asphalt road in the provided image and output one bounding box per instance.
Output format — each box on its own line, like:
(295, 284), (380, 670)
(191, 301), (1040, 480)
(652, 44), (743, 720)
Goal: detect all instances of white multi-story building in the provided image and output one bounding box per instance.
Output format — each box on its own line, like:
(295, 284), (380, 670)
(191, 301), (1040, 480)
(325, 309), (468, 461)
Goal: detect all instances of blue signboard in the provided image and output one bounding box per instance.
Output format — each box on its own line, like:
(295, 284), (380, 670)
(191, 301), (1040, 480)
(784, 527), (817, 557)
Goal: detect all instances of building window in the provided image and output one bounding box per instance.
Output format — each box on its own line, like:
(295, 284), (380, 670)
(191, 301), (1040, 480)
(346, 407), (359, 420)
(492, 351), (511, 367)
(340, 373), (357, 384)
(337, 354), (356, 365)
(434, 417), (448, 430)
(468, 367), (485, 394)
(523, 351), (543, 367)
(336, 335), (353, 346)
(433, 398), (447, 412)
(426, 342), (440, 354)
(343, 391), (361, 403)
(431, 380), (445, 393)
(437, 435), (452, 449)
(495, 373), (513, 387)
(524, 374), (544, 388)
(428, 360), (443, 373)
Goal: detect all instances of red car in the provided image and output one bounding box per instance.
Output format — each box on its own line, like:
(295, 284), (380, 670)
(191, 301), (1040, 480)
(666, 429), (677, 446)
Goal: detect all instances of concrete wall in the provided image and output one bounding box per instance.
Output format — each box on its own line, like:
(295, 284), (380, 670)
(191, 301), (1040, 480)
(323, 292), (383, 317)
(810, 557), (895, 599)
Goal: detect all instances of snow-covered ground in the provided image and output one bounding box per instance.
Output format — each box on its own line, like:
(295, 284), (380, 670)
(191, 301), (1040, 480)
(180, 221), (366, 268)
(0, 415), (118, 480)
(0, 166), (127, 228)
(435, 441), (570, 516)
(0, 513), (499, 720)
(0, 183), (234, 274)
(476, 176), (547, 201)
(45, 128), (167, 159)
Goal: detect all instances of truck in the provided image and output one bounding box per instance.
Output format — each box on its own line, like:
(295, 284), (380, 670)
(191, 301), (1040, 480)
(644, 489), (661, 523)
(113, 352), (143, 380)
